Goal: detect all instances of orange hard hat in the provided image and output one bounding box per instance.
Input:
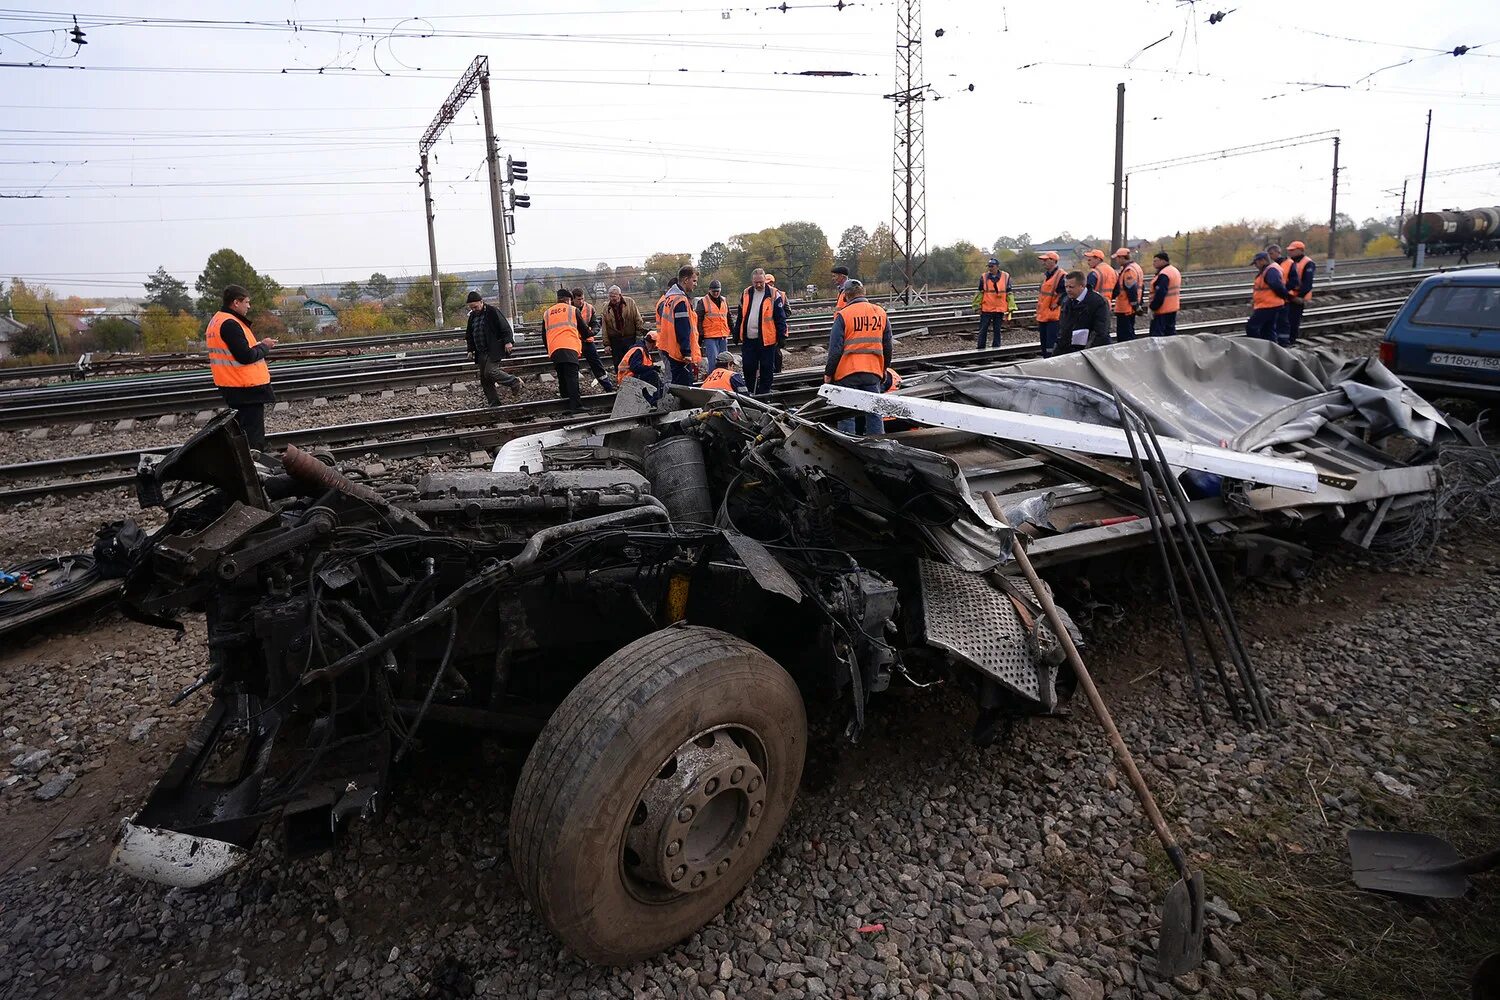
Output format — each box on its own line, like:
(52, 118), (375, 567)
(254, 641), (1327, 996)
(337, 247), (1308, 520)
(1083, 248), (1105, 261)
(1036, 251), (1060, 261)
(1112, 247), (1131, 258)
(1287, 240), (1306, 251)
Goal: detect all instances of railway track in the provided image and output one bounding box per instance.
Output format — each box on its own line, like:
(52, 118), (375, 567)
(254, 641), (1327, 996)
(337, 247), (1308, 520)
(0, 300), (1403, 502)
(0, 256), (1470, 392)
(0, 264), (1450, 429)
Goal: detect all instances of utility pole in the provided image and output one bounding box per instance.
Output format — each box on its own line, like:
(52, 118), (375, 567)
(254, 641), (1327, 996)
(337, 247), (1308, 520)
(1122, 174), (1130, 247)
(1327, 136), (1340, 275)
(1413, 109), (1432, 269)
(478, 72), (514, 321)
(1399, 179), (1407, 221)
(1111, 83), (1125, 251)
(885, 0), (928, 304)
(418, 154), (443, 326)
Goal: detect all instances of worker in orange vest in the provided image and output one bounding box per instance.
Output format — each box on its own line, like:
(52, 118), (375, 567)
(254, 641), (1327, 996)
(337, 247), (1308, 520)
(1148, 252), (1182, 337)
(831, 265), (851, 310)
(694, 278), (732, 375)
(701, 353), (746, 393)
(976, 257), (1011, 349)
(1283, 240), (1316, 345)
(571, 288), (615, 390)
(656, 264), (702, 387)
(823, 279), (893, 435)
(1111, 248), (1144, 343)
(1246, 252), (1290, 343)
(1265, 244), (1293, 345)
(616, 330), (662, 405)
(733, 267), (788, 396)
(1034, 251), (1065, 357)
(542, 288), (585, 411)
(1083, 249), (1117, 306)
(205, 283), (277, 451)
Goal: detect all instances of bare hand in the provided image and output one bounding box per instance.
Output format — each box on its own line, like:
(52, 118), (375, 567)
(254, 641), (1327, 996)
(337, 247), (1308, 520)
(504, 343), (513, 355)
(261, 337), (278, 348)
(823, 375), (832, 384)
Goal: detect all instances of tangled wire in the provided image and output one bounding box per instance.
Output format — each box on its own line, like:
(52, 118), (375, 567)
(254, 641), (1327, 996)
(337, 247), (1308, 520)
(1371, 445), (1500, 560)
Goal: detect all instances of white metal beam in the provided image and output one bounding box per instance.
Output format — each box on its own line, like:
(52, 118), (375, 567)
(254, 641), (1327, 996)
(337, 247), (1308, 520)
(817, 385), (1320, 493)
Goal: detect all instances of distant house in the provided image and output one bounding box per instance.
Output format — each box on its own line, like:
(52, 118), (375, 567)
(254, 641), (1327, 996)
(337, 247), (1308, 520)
(1028, 240), (1096, 268)
(302, 299), (338, 331)
(0, 314), (25, 360)
(97, 302), (143, 330)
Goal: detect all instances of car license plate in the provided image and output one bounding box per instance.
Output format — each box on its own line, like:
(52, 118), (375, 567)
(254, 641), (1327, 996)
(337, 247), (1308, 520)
(1429, 352), (1500, 372)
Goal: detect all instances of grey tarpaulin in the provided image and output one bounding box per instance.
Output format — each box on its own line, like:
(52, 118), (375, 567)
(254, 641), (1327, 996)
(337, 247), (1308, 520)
(934, 334), (1448, 450)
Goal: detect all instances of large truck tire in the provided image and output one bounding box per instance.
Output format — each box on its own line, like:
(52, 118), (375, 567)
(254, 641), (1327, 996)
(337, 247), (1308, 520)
(509, 625), (807, 965)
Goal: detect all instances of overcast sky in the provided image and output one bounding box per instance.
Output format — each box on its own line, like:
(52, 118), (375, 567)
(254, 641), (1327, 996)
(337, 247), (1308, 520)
(2, 1), (1498, 296)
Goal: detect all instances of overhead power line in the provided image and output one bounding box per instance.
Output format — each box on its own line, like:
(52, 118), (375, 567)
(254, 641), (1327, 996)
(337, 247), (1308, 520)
(1127, 130), (1339, 174)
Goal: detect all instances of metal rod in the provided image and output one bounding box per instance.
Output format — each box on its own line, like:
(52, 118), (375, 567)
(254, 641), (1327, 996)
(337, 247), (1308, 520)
(419, 153), (443, 328)
(479, 70), (515, 321)
(1328, 136), (1340, 275)
(1413, 109), (1432, 269)
(1111, 83), (1126, 250)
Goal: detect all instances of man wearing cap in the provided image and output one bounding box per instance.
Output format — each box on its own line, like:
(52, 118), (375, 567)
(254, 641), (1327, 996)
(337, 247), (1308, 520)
(464, 290), (521, 405)
(1246, 251), (1290, 343)
(1265, 244), (1292, 345)
(616, 329), (663, 405)
(1034, 251), (1065, 357)
(733, 267), (788, 396)
(1083, 249), (1117, 306)
(824, 278), (893, 435)
(701, 352), (747, 393)
(542, 288), (585, 411)
(1148, 252), (1182, 337)
(976, 257), (1012, 349)
(656, 264), (702, 387)
(831, 265), (852, 311)
(1111, 248), (1144, 343)
(1283, 241), (1316, 344)
(695, 278), (732, 374)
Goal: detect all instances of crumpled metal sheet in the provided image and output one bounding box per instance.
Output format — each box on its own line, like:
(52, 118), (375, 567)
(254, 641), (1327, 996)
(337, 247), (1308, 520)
(722, 531), (803, 603)
(941, 334), (1449, 449)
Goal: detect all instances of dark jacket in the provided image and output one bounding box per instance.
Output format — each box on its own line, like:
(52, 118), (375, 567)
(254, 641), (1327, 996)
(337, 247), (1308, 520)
(732, 286), (789, 345)
(465, 303), (514, 361)
(823, 296), (893, 380)
(215, 312), (275, 406)
(1059, 289), (1111, 350)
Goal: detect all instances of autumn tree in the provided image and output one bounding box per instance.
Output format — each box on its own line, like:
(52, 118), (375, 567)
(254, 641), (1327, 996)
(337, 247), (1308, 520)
(194, 249), (281, 318)
(339, 281), (363, 305)
(643, 252), (692, 292)
(141, 305), (200, 353)
(698, 241), (729, 278)
(143, 267), (193, 315)
(835, 226), (868, 272)
(10, 327), (53, 356)
(91, 317), (140, 352)
(3, 278), (55, 330)
(366, 272), (395, 301)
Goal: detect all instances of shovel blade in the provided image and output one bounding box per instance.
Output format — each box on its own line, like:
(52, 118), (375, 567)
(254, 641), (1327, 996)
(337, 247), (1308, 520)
(1157, 872), (1205, 978)
(1348, 828), (1469, 899)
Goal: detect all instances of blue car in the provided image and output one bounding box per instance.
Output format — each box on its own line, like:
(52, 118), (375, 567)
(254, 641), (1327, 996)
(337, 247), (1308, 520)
(1380, 269), (1500, 400)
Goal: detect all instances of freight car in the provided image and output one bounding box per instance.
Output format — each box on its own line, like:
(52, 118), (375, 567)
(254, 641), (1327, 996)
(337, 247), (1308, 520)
(1402, 205), (1500, 256)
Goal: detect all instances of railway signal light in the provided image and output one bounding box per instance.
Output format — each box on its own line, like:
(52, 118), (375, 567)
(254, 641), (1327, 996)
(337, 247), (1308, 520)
(507, 157), (528, 183)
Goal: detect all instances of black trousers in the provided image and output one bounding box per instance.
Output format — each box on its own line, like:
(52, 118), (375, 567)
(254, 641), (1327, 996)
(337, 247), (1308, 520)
(581, 340), (613, 385)
(230, 401), (266, 451)
(1286, 301), (1306, 344)
(477, 357), (520, 405)
(551, 350), (582, 411)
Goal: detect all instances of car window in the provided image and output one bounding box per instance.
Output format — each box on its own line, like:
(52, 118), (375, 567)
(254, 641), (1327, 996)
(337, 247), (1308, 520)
(1410, 285), (1500, 331)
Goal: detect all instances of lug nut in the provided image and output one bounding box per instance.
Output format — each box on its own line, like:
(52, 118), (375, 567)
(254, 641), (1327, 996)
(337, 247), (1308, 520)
(747, 776), (761, 792)
(672, 865), (687, 882)
(677, 805), (695, 823)
(705, 777), (719, 795)
(749, 801), (763, 818)
(666, 839), (681, 857)
(731, 766), (745, 785)
(716, 859), (730, 875)
(739, 834), (750, 848)
(690, 871), (706, 888)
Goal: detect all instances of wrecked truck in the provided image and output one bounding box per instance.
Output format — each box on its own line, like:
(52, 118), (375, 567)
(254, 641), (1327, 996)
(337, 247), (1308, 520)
(110, 334), (1455, 964)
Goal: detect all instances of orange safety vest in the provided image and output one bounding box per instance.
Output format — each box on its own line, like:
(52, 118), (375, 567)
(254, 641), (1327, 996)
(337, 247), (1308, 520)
(205, 311), (271, 389)
(1091, 262), (1117, 303)
(1153, 265), (1182, 314)
(1252, 266), (1286, 310)
(1287, 257), (1313, 302)
(702, 367), (736, 391)
(883, 368), (902, 393)
(832, 300), (889, 381)
(700, 294), (730, 339)
(737, 286), (780, 347)
(655, 290), (702, 364)
(979, 271), (1010, 313)
(616, 343), (654, 381)
(543, 302), (584, 356)
(1113, 261), (1144, 316)
(577, 302), (597, 342)
(835, 288), (848, 311)
(1036, 269), (1065, 323)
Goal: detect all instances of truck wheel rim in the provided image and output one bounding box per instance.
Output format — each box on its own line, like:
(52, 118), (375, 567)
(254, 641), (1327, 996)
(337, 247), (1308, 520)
(622, 726), (768, 901)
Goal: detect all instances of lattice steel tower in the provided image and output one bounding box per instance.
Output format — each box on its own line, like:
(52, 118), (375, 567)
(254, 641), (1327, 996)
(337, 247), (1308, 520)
(887, 0), (928, 304)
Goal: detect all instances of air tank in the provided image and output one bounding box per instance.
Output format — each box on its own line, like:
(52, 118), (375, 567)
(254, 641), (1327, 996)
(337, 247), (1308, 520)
(1402, 210), (1473, 246)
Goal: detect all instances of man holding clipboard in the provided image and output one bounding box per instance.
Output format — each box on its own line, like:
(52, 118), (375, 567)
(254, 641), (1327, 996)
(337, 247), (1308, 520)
(1058, 270), (1111, 354)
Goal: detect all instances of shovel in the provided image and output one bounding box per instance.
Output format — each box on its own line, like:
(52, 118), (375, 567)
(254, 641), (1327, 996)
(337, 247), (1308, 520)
(1348, 829), (1500, 898)
(989, 495), (1204, 978)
